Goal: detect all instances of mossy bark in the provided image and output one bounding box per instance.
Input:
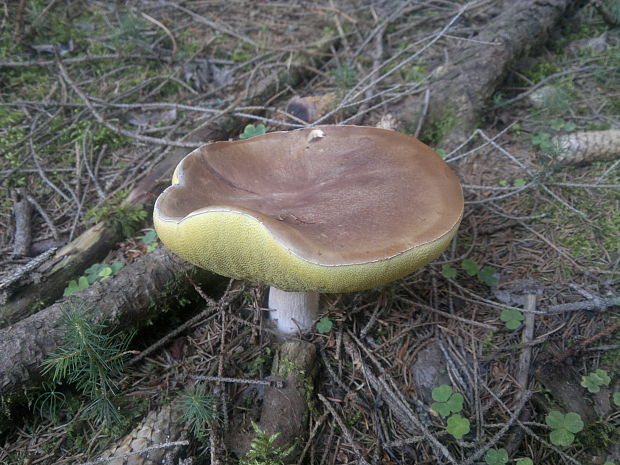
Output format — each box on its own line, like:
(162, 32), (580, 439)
(398, 0), (573, 151)
(0, 246), (223, 395)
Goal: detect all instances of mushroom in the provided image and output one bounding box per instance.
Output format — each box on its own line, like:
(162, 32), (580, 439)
(153, 126), (463, 335)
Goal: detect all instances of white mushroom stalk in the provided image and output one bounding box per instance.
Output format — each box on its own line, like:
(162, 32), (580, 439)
(268, 288), (319, 334)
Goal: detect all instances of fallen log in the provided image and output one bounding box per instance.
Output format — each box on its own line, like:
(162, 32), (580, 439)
(0, 246), (224, 395)
(399, 0), (573, 151)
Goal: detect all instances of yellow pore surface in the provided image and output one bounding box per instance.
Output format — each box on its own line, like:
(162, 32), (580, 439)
(153, 207), (460, 293)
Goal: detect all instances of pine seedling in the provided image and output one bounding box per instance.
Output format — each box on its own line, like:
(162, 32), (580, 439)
(41, 303), (134, 424)
(180, 383), (219, 438)
(241, 422), (295, 465)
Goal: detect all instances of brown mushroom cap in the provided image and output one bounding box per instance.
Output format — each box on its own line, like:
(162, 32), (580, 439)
(154, 126), (463, 292)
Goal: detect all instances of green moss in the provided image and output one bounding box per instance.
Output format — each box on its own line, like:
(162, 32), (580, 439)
(527, 62), (561, 83)
(420, 106), (457, 147)
(535, 162), (620, 268)
(244, 347), (274, 378)
(276, 357), (301, 378)
(85, 191), (148, 238)
(575, 420), (615, 451)
(231, 48), (253, 63)
(601, 316), (620, 367)
(177, 30), (203, 58)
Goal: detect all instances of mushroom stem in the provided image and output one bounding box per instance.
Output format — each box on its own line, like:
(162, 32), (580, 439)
(268, 287), (319, 334)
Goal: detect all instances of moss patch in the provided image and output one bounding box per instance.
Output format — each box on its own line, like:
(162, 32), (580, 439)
(420, 106), (457, 147)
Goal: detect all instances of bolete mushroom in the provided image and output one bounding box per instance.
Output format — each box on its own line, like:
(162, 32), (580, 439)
(153, 126), (463, 334)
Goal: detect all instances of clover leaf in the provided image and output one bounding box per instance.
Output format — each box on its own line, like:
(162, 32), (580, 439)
(142, 230), (157, 244)
(461, 258), (479, 276)
(63, 276), (90, 296)
(478, 266), (499, 286)
(431, 385), (464, 417)
(111, 262), (123, 273)
(98, 266), (113, 279)
(432, 384), (452, 402)
(84, 263), (104, 283)
(446, 414), (470, 439)
(550, 119), (566, 131)
(484, 448), (508, 465)
(461, 259), (498, 286)
(239, 123), (266, 139)
(614, 392), (620, 407)
(581, 369), (611, 393)
(316, 316), (333, 334)
(441, 264), (457, 279)
(516, 458), (534, 465)
(546, 411), (583, 446)
(532, 132), (552, 150)
(500, 309), (525, 330)
(513, 178), (526, 187)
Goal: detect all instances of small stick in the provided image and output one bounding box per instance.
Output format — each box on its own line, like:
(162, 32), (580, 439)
(25, 194), (60, 241)
(75, 441), (189, 465)
(210, 425), (221, 465)
(0, 247), (58, 291)
(318, 393), (372, 465)
(460, 391), (533, 465)
(56, 58), (199, 148)
(547, 297), (618, 313)
(360, 301), (383, 338)
(297, 414), (327, 464)
(14, 0), (27, 43)
(504, 295), (536, 454)
(140, 12), (177, 64)
(416, 302), (498, 330)
(554, 321), (620, 364)
(30, 139), (71, 202)
(11, 188), (32, 257)
(517, 294), (537, 390)
(193, 375), (284, 388)
(414, 88), (431, 139)
(127, 280), (242, 366)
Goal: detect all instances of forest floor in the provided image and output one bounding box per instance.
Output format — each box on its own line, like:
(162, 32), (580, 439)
(0, 1), (619, 464)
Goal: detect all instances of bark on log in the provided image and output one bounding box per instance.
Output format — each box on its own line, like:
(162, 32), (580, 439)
(0, 47), (329, 327)
(401, 0), (573, 151)
(0, 246), (223, 395)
